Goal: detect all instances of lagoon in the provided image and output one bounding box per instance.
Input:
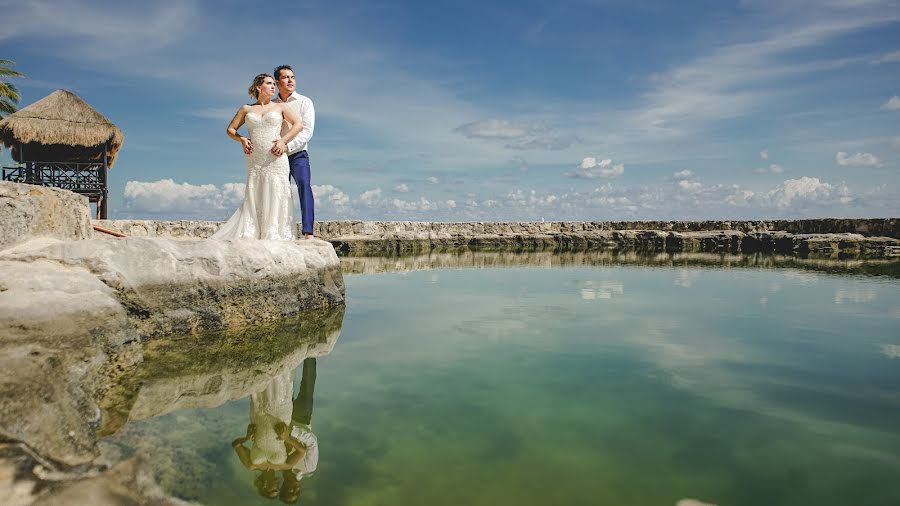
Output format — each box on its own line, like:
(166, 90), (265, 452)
(101, 253), (900, 506)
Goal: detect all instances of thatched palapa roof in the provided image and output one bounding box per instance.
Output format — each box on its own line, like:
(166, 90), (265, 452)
(0, 89), (124, 167)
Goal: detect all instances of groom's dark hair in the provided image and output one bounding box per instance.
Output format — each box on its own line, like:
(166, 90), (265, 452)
(274, 65), (294, 80)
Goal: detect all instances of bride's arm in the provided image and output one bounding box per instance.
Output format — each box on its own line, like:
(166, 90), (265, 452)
(227, 105), (253, 154)
(272, 104), (303, 155)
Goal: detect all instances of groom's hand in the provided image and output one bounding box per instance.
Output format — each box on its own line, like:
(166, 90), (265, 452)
(271, 138), (287, 156)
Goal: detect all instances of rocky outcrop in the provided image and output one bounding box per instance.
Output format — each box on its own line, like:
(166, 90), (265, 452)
(2, 236), (344, 338)
(0, 182), (92, 249)
(0, 257), (136, 467)
(0, 236), (343, 466)
(0, 183), (346, 504)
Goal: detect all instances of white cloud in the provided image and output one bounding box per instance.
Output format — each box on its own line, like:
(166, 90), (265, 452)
(358, 188), (382, 206)
(122, 179), (243, 218)
(566, 157), (625, 178)
(871, 49), (900, 64)
(392, 197), (437, 211)
(677, 180), (702, 192)
(393, 183), (410, 193)
(580, 281), (624, 301)
(0, 1), (198, 61)
(834, 286), (877, 304)
(882, 95), (900, 110)
(835, 151), (884, 167)
(630, 8), (900, 138)
(504, 135), (580, 151)
(673, 169), (694, 180)
(760, 149), (769, 160)
(453, 119), (546, 140)
(509, 156), (529, 170)
(454, 119), (578, 151)
(312, 184), (350, 207)
(754, 164), (785, 174)
(764, 176), (844, 208)
(504, 189), (559, 207)
(882, 344), (900, 359)
(426, 176), (440, 184)
(324, 173), (884, 221)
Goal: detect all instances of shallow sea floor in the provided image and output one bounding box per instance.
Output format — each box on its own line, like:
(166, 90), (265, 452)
(102, 259), (900, 506)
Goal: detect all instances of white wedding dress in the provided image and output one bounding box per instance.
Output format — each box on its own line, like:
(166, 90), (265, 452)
(211, 110), (295, 240)
(248, 370), (294, 465)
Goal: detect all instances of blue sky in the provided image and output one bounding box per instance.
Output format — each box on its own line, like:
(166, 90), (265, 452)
(1, 0), (899, 221)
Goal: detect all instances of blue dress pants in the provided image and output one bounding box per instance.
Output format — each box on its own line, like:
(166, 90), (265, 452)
(289, 150), (315, 235)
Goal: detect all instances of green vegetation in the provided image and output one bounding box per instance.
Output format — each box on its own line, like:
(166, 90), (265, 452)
(0, 59), (25, 118)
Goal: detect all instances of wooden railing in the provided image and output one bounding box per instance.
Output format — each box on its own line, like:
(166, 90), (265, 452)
(2, 161), (110, 218)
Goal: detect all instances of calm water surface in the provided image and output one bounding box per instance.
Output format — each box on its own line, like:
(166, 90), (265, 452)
(101, 254), (900, 506)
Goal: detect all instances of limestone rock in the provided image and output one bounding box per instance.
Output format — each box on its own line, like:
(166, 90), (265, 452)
(0, 259), (136, 466)
(0, 235), (344, 467)
(2, 236), (345, 337)
(0, 181), (92, 250)
(93, 219), (222, 239)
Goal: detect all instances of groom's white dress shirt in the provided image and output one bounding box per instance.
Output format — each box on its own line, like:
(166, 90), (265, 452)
(274, 91), (315, 155)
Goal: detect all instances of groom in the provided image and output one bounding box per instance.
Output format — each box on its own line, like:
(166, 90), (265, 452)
(273, 65), (316, 239)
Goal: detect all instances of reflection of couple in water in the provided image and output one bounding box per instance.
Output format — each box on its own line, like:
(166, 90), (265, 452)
(232, 357), (319, 503)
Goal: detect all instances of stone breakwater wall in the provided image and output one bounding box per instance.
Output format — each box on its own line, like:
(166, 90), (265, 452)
(95, 219), (900, 257)
(315, 218), (900, 239)
(316, 220), (900, 257)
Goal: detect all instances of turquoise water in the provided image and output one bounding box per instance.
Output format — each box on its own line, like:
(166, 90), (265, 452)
(101, 255), (900, 506)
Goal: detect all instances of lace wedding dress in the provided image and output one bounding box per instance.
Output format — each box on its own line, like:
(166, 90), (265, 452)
(249, 370), (294, 465)
(211, 110), (295, 240)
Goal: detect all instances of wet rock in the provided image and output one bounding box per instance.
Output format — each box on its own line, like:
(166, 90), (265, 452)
(0, 443), (196, 506)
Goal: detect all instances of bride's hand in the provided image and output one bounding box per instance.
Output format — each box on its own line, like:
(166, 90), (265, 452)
(271, 138), (287, 156)
(241, 137), (253, 155)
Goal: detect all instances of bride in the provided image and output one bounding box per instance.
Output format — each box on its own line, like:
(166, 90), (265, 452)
(212, 74), (304, 240)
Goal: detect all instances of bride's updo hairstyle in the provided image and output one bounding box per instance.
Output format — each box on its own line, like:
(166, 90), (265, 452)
(248, 73), (273, 99)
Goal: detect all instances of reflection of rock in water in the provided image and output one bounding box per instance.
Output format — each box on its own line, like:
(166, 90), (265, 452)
(98, 306), (343, 501)
(99, 305), (344, 437)
(339, 249), (900, 279)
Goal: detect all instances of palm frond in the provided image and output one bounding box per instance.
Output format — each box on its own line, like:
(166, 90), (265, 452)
(0, 59), (25, 78)
(0, 98), (17, 116)
(0, 82), (20, 102)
